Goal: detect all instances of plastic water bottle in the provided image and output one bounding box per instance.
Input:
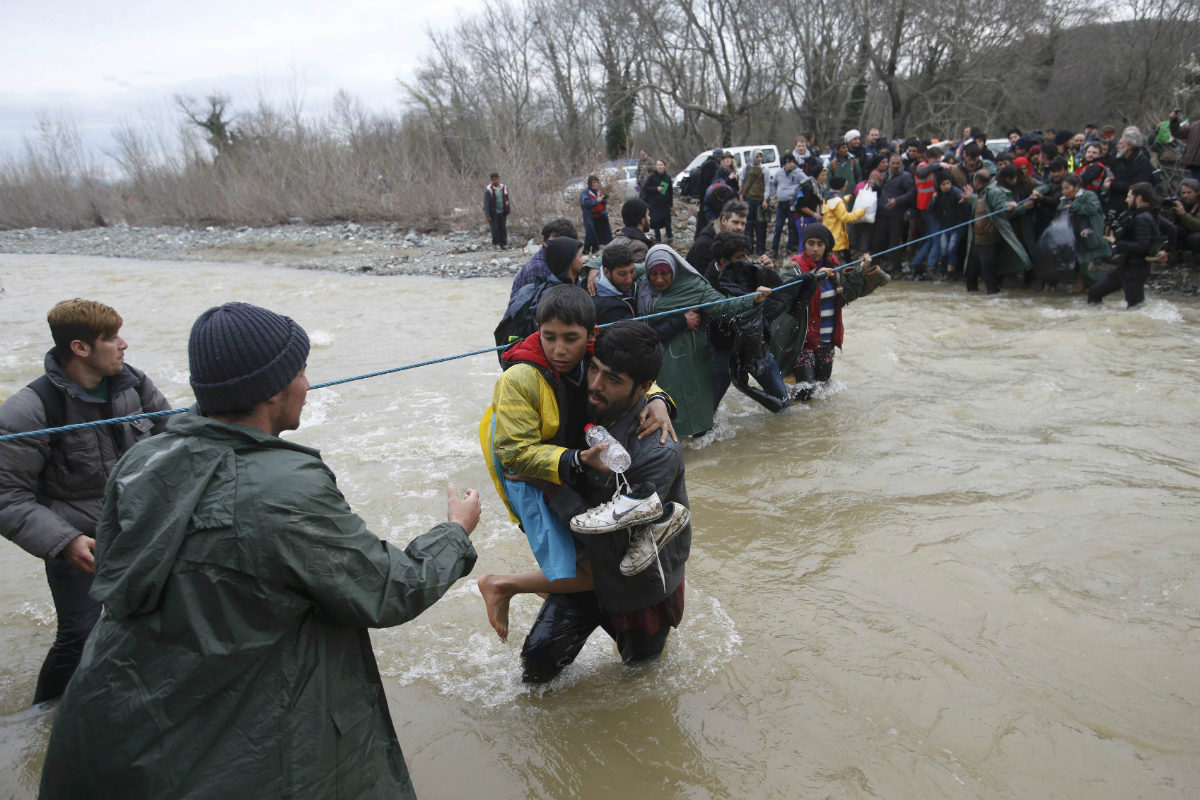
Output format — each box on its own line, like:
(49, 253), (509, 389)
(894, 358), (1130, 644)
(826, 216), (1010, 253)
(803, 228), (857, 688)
(584, 424), (631, 473)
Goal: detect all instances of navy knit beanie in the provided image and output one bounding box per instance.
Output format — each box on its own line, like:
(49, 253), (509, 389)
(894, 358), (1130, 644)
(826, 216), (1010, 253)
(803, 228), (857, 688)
(188, 302), (310, 415)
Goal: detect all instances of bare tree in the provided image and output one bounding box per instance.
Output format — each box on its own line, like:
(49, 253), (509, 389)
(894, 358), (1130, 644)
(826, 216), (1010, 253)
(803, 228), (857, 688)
(175, 94), (239, 159)
(633, 0), (797, 146)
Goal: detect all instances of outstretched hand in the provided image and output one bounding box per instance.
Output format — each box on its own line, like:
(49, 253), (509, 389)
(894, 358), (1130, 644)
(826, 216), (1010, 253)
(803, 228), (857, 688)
(446, 484), (481, 534)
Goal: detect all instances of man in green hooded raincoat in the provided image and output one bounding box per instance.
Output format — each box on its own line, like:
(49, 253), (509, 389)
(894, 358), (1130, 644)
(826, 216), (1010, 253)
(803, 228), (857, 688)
(964, 169), (1032, 294)
(40, 302), (481, 800)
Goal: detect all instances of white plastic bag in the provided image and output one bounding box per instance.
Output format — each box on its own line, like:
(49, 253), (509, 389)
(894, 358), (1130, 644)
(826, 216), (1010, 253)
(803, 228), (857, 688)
(854, 185), (878, 223)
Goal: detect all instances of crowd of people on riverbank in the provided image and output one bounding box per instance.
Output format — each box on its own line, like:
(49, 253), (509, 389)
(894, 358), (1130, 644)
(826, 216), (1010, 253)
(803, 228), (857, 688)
(607, 110), (1199, 308)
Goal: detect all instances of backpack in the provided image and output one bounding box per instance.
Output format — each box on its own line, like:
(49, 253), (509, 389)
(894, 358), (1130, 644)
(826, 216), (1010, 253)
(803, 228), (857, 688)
(493, 281), (554, 367)
(28, 376), (66, 434)
(27, 371), (157, 436)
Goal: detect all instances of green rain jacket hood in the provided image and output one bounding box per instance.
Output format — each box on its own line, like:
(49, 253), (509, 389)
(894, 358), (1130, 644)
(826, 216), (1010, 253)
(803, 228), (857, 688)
(41, 413), (477, 800)
(636, 245), (754, 436)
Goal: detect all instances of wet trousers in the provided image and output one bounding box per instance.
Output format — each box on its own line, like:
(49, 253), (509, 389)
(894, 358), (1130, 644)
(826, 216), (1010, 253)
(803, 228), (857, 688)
(965, 242), (1003, 294)
(33, 559), (101, 704)
(1088, 258), (1150, 308)
(520, 592), (671, 684)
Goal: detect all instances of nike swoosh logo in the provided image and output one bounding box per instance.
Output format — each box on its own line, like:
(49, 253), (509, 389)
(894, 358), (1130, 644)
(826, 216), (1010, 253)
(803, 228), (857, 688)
(612, 505), (646, 520)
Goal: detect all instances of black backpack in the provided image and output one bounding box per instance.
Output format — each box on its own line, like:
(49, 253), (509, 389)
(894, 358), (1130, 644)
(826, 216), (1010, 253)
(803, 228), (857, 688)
(493, 281), (555, 368)
(28, 376), (67, 434)
(26, 372), (156, 435)
(677, 169), (696, 199)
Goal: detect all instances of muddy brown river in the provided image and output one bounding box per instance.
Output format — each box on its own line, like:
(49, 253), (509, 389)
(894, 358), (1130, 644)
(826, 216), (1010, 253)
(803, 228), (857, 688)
(1, 254), (1198, 799)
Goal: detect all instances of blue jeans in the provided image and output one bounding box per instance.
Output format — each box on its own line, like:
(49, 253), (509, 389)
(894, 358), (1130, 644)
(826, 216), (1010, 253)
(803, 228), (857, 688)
(911, 211), (941, 270)
(939, 227), (963, 269)
(713, 349), (789, 411)
(771, 203), (797, 253)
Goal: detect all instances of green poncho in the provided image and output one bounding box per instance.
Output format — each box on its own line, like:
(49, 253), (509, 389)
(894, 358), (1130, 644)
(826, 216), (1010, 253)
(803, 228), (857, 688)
(40, 413), (476, 800)
(636, 244), (754, 436)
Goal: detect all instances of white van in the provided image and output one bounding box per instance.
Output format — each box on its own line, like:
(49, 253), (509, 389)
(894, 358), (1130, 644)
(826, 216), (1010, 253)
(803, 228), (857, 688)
(674, 145), (782, 196)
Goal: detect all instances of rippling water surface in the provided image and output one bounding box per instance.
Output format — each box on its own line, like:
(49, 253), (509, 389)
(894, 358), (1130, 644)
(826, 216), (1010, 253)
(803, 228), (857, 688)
(1, 254), (1198, 799)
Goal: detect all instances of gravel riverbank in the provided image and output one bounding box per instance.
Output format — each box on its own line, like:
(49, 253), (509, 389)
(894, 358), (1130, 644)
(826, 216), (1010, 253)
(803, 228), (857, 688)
(0, 222), (541, 279)
(1, 221), (1197, 295)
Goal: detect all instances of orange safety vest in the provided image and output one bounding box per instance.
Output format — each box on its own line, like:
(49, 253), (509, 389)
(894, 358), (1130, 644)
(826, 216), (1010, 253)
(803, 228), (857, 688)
(915, 161), (936, 211)
(1076, 159), (1110, 193)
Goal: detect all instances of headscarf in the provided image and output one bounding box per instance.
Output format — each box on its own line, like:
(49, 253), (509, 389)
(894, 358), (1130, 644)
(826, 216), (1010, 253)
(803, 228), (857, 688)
(1013, 156), (1034, 178)
(637, 244), (707, 317)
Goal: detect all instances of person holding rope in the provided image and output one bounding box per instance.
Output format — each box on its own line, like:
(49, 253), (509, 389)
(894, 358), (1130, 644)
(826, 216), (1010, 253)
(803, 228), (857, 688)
(964, 168), (1031, 294)
(39, 301), (481, 799)
(0, 299), (170, 705)
(787, 224), (887, 400)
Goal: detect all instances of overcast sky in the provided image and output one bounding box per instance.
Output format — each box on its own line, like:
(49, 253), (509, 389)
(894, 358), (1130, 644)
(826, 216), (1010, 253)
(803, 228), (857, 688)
(0, 0), (483, 165)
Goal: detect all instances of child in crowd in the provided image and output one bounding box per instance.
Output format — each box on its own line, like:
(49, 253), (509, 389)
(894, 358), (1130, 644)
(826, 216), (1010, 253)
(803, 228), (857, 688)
(788, 224), (882, 400)
(823, 176), (867, 263)
(477, 285), (684, 642)
(932, 175), (969, 279)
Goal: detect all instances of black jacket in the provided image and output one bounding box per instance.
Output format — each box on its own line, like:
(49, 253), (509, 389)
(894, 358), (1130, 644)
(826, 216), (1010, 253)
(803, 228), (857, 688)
(878, 169), (916, 218)
(702, 259), (784, 351)
(696, 155), (721, 197)
(593, 292), (636, 325)
(686, 222), (718, 270)
(1108, 148), (1153, 213)
(642, 172), (674, 222)
(547, 395), (689, 613)
(1112, 207), (1159, 261)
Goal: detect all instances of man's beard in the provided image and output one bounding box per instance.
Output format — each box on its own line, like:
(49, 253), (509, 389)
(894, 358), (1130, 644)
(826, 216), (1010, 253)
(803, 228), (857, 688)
(588, 387), (638, 425)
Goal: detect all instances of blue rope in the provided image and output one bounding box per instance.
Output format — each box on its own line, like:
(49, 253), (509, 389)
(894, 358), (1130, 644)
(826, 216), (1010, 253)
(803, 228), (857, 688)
(0, 201), (1014, 443)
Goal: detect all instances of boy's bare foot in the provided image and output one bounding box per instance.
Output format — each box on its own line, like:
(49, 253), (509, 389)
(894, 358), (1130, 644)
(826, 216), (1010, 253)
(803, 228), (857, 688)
(477, 574), (512, 643)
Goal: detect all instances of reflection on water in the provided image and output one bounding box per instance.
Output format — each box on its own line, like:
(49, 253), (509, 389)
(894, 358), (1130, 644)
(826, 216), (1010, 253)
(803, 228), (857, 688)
(1, 255), (1199, 799)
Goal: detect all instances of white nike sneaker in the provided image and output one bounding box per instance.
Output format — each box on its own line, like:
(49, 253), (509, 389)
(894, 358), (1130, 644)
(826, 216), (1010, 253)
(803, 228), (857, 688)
(620, 502), (691, 577)
(570, 490), (662, 534)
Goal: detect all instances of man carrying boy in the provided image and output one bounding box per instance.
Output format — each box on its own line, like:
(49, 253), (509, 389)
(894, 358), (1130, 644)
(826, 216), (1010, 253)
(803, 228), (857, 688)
(524, 320), (692, 683)
(0, 299), (170, 704)
(478, 286), (678, 644)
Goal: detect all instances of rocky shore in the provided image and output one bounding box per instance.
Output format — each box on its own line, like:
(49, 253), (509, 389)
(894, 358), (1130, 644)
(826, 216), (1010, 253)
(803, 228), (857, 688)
(0, 222), (538, 279)
(1, 221), (1197, 296)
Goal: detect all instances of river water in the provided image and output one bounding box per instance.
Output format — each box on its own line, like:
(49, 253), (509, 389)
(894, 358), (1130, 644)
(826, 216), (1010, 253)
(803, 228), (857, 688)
(1, 253), (1198, 799)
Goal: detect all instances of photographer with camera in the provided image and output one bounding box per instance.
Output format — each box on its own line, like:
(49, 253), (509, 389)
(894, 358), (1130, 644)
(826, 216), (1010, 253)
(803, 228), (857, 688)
(1089, 182), (1163, 308)
(1168, 108), (1200, 181)
(1161, 178), (1200, 257)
